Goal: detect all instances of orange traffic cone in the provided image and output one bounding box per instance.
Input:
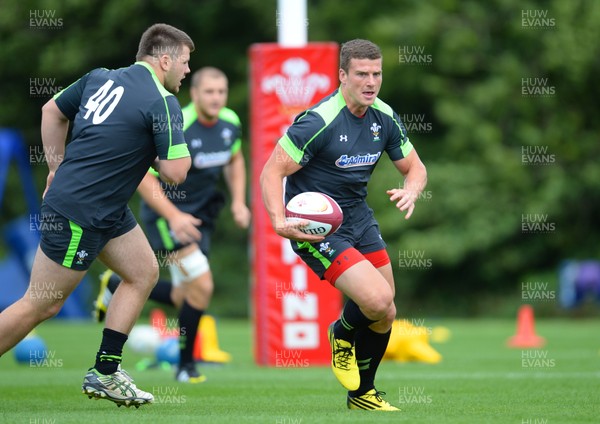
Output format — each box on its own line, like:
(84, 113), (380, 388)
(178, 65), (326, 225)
(150, 308), (179, 339)
(193, 315), (232, 363)
(507, 305), (545, 348)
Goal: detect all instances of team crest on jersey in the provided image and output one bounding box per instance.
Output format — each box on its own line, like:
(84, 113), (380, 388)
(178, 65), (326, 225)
(221, 128), (233, 146)
(370, 122), (382, 142)
(335, 152), (381, 168)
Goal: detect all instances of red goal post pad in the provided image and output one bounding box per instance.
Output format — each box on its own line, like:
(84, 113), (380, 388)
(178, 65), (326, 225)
(249, 43), (342, 366)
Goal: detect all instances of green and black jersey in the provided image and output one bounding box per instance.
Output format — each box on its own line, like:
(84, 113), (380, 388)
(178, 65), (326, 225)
(280, 88), (413, 208)
(140, 104), (242, 227)
(44, 62), (189, 230)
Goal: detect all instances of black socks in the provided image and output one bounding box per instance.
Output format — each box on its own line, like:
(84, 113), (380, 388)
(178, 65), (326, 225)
(333, 299), (393, 396)
(106, 273), (121, 294)
(95, 328), (128, 375)
(350, 328), (392, 396)
(149, 280), (176, 307)
(109, 276), (174, 307)
(178, 301), (204, 366)
(334, 299), (376, 342)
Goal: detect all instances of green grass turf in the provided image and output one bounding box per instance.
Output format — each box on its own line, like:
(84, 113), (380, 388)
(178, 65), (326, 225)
(0, 318), (598, 423)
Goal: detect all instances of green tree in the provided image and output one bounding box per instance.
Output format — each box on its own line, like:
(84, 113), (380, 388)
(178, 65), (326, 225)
(311, 0), (600, 315)
(2, 0), (599, 317)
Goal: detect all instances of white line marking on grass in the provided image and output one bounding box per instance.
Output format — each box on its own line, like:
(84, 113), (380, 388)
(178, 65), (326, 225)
(396, 371), (600, 380)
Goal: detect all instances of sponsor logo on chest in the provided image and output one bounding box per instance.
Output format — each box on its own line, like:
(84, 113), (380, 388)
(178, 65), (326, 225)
(335, 151), (381, 168)
(193, 151), (232, 169)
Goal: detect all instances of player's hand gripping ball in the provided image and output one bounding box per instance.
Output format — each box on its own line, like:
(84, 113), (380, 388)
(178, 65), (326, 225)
(285, 192), (343, 237)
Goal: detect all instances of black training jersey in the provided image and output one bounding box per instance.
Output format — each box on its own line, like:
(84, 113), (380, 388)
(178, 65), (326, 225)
(280, 88), (413, 207)
(140, 104), (242, 225)
(44, 62), (189, 230)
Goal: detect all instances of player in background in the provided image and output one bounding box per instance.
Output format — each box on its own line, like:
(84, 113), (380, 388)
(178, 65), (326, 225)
(260, 39), (427, 411)
(0, 24), (194, 407)
(95, 67), (251, 383)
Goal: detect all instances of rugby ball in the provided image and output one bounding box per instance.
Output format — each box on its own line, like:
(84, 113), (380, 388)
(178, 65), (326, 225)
(128, 325), (162, 355)
(285, 192), (343, 236)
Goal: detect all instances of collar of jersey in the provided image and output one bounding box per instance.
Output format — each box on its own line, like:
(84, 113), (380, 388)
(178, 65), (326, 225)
(135, 61), (158, 77)
(336, 85), (375, 120)
(134, 61), (173, 98)
(334, 86), (362, 117)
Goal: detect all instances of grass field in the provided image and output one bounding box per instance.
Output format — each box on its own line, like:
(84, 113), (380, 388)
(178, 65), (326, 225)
(0, 318), (597, 423)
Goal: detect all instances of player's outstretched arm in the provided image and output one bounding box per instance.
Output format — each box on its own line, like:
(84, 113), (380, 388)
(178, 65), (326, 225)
(260, 144), (324, 243)
(388, 149), (427, 220)
(224, 151), (251, 229)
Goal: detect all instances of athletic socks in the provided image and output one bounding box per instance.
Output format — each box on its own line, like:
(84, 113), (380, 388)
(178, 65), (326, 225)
(334, 300), (391, 396)
(108, 276), (175, 308)
(334, 299), (376, 343)
(349, 327), (392, 396)
(106, 273), (121, 294)
(178, 301), (204, 365)
(149, 280), (176, 307)
(94, 328), (128, 375)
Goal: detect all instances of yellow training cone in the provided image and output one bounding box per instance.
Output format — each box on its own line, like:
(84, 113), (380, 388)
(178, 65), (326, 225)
(384, 319), (442, 364)
(193, 314), (232, 363)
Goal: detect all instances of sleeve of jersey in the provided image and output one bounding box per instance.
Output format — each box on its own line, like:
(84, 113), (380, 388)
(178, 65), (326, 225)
(224, 108), (242, 156)
(278, 111), (326, 166)
(151, 96), (190, 160)
(231, 125), (242, 156)
(52, 72), (90, 121)
(385, 110), (414, 161)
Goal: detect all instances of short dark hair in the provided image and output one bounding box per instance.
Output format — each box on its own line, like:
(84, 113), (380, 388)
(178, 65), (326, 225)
(136, 23), (195, 61)
(339, 39), (382, 73)
(191, 67), (228, 88)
